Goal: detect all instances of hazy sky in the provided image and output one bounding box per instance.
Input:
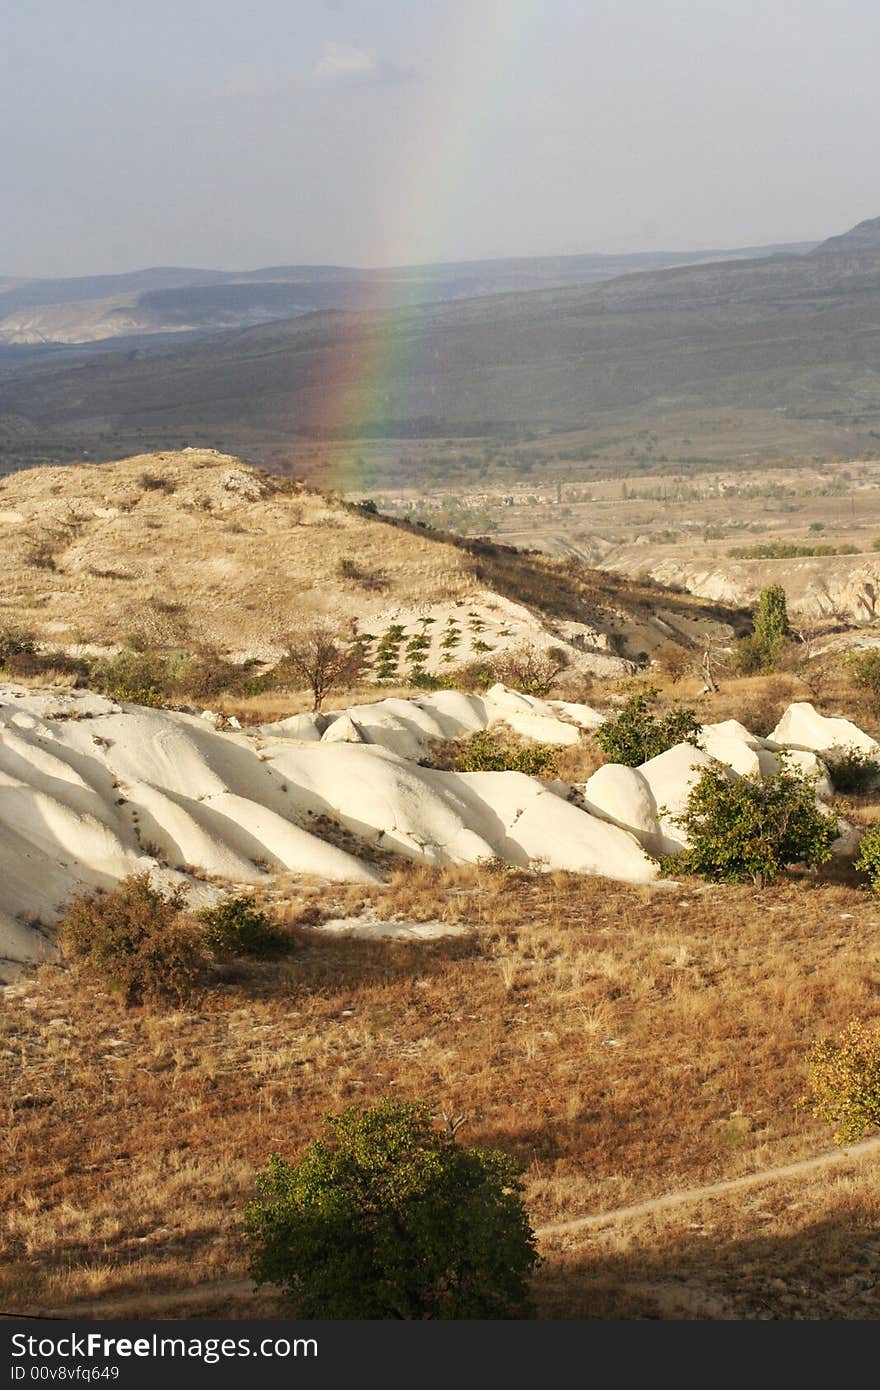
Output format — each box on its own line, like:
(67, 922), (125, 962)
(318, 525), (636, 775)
(3, 0), (879, 277)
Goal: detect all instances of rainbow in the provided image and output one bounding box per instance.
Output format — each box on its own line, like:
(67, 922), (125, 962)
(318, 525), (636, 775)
(308, 2), (539, 492)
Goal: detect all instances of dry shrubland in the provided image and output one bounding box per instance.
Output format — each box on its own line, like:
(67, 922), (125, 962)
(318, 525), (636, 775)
(3, 858), (880, 1319)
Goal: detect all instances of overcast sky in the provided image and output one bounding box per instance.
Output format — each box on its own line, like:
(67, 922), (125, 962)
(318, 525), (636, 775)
(3, 0), (879, 277)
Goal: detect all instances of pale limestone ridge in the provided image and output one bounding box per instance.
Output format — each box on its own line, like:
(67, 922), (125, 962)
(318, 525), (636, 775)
(0, 684), (864, 976)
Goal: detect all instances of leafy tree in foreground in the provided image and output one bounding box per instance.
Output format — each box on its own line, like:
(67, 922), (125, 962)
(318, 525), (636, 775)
(244, 1100), (539, 1319)
(667, 761), (837, 887)
(594, 686), (701, 766)
(804, 1020), (880, 1144)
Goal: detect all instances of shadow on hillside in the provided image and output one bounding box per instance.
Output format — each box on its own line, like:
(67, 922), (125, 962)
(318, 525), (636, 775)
(212, 926), (482, 1000)
(534, 1209), (880, 1320)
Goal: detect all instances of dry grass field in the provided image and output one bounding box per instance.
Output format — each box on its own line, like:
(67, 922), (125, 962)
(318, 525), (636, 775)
(3, 848), (880, 1320)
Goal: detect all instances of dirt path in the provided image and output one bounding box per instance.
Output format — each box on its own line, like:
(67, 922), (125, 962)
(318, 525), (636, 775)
(21, 1133), (880, 1321)
(537, 1132), (880, 1238)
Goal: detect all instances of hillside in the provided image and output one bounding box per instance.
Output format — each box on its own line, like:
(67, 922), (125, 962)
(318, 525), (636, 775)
(0, 241), (815, 347)
(0, 450), (741, 664)
(4, 682), (880, 1319)
(813, 216), (880, 255)
(0, 219), (878, 480)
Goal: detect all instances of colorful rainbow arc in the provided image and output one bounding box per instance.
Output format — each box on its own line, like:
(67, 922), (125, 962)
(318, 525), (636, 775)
(308, 3), (539, 493)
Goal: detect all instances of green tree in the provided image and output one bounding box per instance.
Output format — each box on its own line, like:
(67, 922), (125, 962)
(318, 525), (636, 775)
(848, 648), (880, 714)
(754, 583), (790, 647)
(804, 1020), (880, 1143)
(736, 584), (792, 673)
(594, 686), (701, 766)
(244, 1100), (539, 1319)
(667, 761), (837, 887)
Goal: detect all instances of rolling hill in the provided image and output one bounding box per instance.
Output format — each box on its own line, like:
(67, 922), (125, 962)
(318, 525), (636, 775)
(1, 220), (879, 481)
(0, 449), (740, 663)
(0, 240), (814, 346)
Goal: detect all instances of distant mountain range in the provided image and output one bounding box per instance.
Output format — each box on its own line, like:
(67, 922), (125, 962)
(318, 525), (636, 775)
(0, 241), (818, 347)
(2, 219), (880, 480)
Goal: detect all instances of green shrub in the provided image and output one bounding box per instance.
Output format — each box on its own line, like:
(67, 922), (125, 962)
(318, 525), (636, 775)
(667, 762), (837, 887)
(825, 746), (880, 795)
(728, 542), (857, 559)
(733, 633), (768, 676)
(86, 649), (181, 706)
(594, 687), (701, 766)
(804, 1020), (880, 1143)
(199, 895), (290, 958)
(848, 649), (880, 712)
(734, 584), (792, 674)
(244, 1100), (539, 1318)
(855, 823), (880, 892)
(61, 874), (206, 1005)
(455, 730), (558, 777)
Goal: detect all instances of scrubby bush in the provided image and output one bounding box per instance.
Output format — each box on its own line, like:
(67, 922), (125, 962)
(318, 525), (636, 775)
(455, 730), (558, 777)
(279, 623), (365, 710)
(61, 874), (206, 1006)
(335, 557), (388, 591)
(854, 823), (880, 892)
(825, 746), (880, 795)
(84, 645), (259, 708)
(652, 642), (691, 684)
(594, 687), (701, 766)
(86, 649), (176, 706)
(139, 471), (175, 493)
(492, 645), (569, 697)
(804, 1020), (880, 1143)
(667, 762), (837, 887)
(198, 895), (289, 959)
(0, 626), (37, 664)
(244, 1100), (539, 1319)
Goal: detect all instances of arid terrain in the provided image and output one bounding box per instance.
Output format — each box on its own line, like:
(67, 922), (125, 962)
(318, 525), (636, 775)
(4, 852), (880, 1320)
(2, 219), (880, 484)
(7, 2), (880, 1333)
(3, 453), (880, 1323)
(372, 457), (880, 629)
(0, 450), (740, 664)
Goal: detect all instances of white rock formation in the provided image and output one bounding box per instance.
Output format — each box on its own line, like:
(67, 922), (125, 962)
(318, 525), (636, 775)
(639, 742), (730, 852)
(0, 688), (872, 976)
(0, 684), (649, 974)
(580, 764), (663, 854)
(769, 702), (880, 758)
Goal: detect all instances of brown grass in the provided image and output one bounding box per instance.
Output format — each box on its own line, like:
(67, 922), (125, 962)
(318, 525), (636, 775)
(539, 1154), (880, 1318)
(0, 451), (742, 667)
(3, 861), (880, 1319)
